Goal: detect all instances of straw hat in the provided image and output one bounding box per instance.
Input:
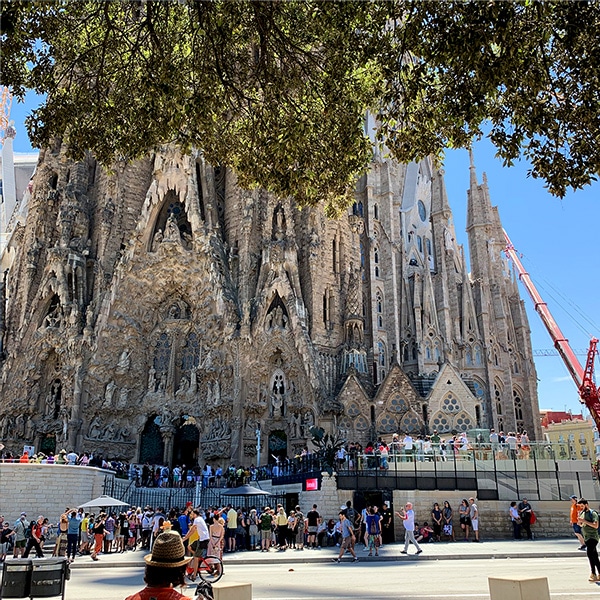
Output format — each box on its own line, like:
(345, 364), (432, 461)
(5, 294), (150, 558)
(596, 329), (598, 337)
(144, 531), (192, 568)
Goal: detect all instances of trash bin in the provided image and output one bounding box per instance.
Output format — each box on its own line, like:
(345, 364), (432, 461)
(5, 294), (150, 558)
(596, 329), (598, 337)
(0, 560), (33, 598)
(30, 559), (69, 599)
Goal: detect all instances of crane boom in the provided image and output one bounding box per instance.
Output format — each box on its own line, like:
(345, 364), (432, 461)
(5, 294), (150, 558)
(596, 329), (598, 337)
(503, 230), (600, 425)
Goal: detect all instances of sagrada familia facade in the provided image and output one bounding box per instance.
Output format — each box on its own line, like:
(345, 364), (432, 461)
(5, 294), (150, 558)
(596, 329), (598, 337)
(0, 136), (542, 467)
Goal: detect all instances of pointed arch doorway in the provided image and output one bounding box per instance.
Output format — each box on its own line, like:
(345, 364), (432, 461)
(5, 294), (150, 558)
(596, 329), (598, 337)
(173, 417), (199, 468)
(139, 416), (164, 465)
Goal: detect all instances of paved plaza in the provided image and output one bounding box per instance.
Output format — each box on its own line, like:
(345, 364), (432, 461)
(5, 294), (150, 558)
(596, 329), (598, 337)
(48, 538), (597, 599)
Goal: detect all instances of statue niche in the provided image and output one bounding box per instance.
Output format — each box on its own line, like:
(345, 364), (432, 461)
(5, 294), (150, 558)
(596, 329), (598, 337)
(150, 192), (193, 251)
(265, 293), (289, 331)
(269, 368), (287, 418)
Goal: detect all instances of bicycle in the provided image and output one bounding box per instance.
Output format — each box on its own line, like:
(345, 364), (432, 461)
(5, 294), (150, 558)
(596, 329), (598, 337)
(186, 554), (223, 584)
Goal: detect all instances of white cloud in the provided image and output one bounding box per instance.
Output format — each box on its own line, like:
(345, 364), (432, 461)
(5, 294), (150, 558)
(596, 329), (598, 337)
(550, 376), (573, 383)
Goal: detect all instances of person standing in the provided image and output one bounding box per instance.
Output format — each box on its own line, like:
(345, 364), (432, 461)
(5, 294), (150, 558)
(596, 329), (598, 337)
(577, 498), (600, 583)
(331, 511), (358, 563)
(509, 502), (521, 540)
(275, 506), (288, 550)
(381, 501), (393, 545)
(294, 505), (305, 550)
(431, 503), (443, 542)
(570, 495), (587, 550)
(365, 507), (381, 557)
(12, 513), (27, 558)
(442, 501), (455, 541)
(225, 504), (237, 552)
(306, 504), (320, 549)
(459, 499), (471, 541)
(396, 502), (422, 555)
(66, 509), (80, 562)
(23, 516), (45, 558)
(469, 497), (480, 542)
(517, 497), (533, 540)
(90, 513), (106, 561)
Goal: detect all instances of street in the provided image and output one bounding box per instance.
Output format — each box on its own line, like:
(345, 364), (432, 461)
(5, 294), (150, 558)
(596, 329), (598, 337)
(66, 557), (599, 600)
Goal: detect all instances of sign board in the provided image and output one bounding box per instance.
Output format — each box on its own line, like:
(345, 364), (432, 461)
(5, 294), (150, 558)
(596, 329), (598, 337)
(303, 477), (319, 491)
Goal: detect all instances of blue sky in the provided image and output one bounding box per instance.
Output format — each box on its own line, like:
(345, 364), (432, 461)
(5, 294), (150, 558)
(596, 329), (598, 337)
(8, 92), (600, 416)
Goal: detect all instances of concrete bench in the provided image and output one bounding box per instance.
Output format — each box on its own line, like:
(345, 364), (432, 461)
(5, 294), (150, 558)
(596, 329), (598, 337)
(489, 576), (550, 600)
(211, 581), (252, 600)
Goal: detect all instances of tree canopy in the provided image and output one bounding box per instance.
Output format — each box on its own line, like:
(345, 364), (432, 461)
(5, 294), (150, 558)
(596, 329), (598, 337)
(2, 1), (599, 214)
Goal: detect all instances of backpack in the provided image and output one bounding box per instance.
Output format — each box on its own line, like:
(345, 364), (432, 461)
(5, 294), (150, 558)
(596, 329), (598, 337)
(25, 520), (35, 538)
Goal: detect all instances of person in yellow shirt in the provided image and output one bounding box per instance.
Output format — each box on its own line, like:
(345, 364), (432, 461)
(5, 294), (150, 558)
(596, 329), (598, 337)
(275, 506), (288, 550)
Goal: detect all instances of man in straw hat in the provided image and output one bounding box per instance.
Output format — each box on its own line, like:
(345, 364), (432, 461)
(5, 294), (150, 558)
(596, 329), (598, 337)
(125, 530), (193, 600)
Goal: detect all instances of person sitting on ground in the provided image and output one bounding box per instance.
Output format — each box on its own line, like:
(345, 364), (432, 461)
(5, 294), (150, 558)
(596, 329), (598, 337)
(124, 530), (192, 600)
(419, 522), (434, 543)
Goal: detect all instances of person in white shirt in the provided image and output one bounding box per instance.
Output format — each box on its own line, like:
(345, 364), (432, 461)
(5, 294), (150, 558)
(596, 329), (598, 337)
(403, 434), (414, 462)
(396, 502), (422, 555)
(182, 508), (210, 581)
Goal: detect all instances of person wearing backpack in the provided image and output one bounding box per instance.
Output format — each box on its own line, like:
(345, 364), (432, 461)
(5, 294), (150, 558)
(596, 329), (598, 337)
(23, 516), (45, 558)
(12, 513), (27, 558)
(577, 498), (600, 583)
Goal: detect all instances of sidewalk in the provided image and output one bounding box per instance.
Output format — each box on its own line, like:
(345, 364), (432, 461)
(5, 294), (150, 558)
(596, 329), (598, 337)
(60, 537), (587, 569)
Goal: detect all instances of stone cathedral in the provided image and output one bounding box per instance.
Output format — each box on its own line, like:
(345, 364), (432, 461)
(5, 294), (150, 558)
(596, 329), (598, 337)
(0, 140), (542, 467)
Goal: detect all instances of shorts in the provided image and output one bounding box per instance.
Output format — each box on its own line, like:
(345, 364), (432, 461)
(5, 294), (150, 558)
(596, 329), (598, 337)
(0, 542), (9, 554)
(192, 539), (208, 558)
(225, 528), (236, 539)
(105, 532), (114, 541)
(340, 536), (353, 550)
(307, 526), (318, 534)
(459, 516), (471, 527)
(573, 523), (583, 534)
(81, 532), (89, 543)
(471, 518), (479, 532)
(15, 540), (26, 548)
(261, 530), (271, 541)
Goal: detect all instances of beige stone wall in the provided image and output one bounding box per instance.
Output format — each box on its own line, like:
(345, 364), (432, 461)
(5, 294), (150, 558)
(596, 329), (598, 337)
(263, 478), (574, 540)
(0, 463), (111, 524)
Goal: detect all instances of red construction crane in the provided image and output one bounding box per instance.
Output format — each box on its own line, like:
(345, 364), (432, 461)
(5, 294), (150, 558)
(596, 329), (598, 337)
(503, 230), (600, 425)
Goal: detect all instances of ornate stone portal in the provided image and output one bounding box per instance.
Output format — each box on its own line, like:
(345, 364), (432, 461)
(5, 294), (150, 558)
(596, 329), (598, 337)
(0, 145), (542, 466)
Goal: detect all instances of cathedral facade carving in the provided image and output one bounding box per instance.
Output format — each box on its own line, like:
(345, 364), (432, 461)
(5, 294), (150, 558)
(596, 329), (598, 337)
(0, 143), (541, 466)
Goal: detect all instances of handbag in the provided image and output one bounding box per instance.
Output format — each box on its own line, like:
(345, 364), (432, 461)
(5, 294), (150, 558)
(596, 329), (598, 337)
(514, 517), (522, 524)
(443, 524), (452, 536)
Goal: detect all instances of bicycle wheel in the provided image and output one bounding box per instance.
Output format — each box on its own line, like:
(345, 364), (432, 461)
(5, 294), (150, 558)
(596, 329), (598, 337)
(198, 555), (223, 583)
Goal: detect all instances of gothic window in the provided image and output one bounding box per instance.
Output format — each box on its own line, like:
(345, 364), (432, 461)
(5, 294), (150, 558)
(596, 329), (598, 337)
(466, 348), (473, 366)
(355, 415), (369, 431)
(332, 236), (339, 274)
(181, 332), (200, 371)
(472, 379), (485, 400)
(454, 411), (473, 432)
(425, 344), (432, 360)
(475, 405), (482, 428)
(153, 333), (171, 374)
(513, 389), (524, 430)
(390, 395), (408, 413)
(374, 247), (380, 278)
(431, 411), (451, 433)
(374, 204), (379, 220)
(360, 242), (365, 269)
(403, 344), (409, 361)
(494, 382), (503, 416)
(400, 412), (421, 433)
(426, 238), (432, 256)
(378, 341), (386, 382)
(442, 393), (460, 414)
(474, 344), (482, 365)
(378, 413), (397, 433)
(434, 342), (441, 361)
(417, 236), (423, 253)
(412, 344), (417, 360)
(347, 403), (361, 417)
(376, 291), (383, 328)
